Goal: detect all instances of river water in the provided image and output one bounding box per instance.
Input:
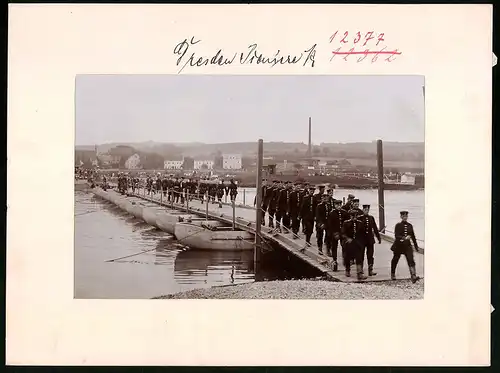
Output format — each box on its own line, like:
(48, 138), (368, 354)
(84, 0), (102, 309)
(75, 188), (424, 299)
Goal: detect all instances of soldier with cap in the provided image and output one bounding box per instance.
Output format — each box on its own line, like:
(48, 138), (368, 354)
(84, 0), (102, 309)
(342, 194), (355, 212)
(341, 209), (368, 280)
(299, 186), (317, 246)
(276, 181), (292, 233)
(360, 204), (381, 276)
(288, 182), (302, 238)
(254, 178), (268, 226)
(315, 193), (331, 255)
(266, 180), (279, 229)
(216, 180), (225, 208)
(390, 211), (420, 283)
(327, 199), (348, 271)
(351, 198), (363, 216)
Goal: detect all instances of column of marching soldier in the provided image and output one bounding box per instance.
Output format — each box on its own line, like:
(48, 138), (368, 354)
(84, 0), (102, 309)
(255, 179), (421, 283)
(109, 173), (420, 283)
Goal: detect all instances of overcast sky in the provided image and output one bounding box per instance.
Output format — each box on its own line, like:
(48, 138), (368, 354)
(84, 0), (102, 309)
(75, 75), (424, 145)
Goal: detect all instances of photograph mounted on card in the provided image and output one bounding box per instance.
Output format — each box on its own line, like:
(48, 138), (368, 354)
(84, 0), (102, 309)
(75, 74), (424, 300)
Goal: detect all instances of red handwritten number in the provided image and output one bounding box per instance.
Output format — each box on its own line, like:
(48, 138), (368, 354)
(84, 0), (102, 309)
(329, 31), (338, 43)
(353, 32), (361, 44)
(363, 32), (374, 47)
(340, 31), (349, 43)
(376, 33), (385, 46)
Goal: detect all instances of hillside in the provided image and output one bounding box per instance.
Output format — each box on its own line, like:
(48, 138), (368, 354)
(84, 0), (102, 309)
(76, 141), (424, 162)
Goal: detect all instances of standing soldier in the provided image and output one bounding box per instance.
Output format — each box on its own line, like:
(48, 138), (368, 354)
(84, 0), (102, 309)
(275, 181), (290, 233)
(155, 173), (162, 195)
(342, 194), (355, 212)
(299, 186), (317, 247)
(390, 211), (420, 283)
(299, 182), (309, 234)
(266, 180), (278, 228)
(341, 210), (368, 280)
(216, 180), (225, 208)
(229, 179), (238, 203)
(254, 178), (268, 225)
(288, 182), (302, 238)
(315, 194), (330, 255)
(161, 175), (168, 199)
(198, 179), (207, 203)
(360, 204), (381, 276)
(327, 199), (347, 271)
(351, 198), (363, 216)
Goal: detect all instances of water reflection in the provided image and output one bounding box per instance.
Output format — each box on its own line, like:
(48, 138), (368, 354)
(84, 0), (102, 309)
(174, 249), (254, 285)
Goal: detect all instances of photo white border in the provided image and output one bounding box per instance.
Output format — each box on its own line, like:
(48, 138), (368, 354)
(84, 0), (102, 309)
(7, 4), (492, 365)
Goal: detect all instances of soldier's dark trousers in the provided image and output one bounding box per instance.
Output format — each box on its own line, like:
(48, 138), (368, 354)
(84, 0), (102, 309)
(268, 210), (275, 228)
(330, 237), (341, 261)
(290, 212), (300, 234)
(275, 211), (283, 230)
(391, 243), (415, 273)
(316, 226), (325, 250)
(324, 230), (332, 252)
(303, 219), (314, 243)
(344, 239), (363, 269)
(260, 205), (267, 225)
(363, 242), (375, 268)
(282, 213), (291, 230)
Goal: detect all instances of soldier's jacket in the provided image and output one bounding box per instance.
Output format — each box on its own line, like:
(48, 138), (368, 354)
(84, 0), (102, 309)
(155, 178), (161, 190)
(393, 221), (419, 250)
(341, 218), (365, 241)
(288, 189), (301, 214)
(268, 186), (280, 211)
(229, 182), (238, 196)
(327, 208), (348, 234)
(161, 178), (168, 190)
(299, 194), (316, 220)
(263, 185), (274, 206)
(217, 184), (225, 198)
(276, 188), (291, 212)
(315, 201), (330, 228)
(359, 214), (381, 244)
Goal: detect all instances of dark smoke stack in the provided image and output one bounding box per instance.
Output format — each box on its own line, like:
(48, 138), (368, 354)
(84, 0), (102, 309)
(308, 117), (312, 158)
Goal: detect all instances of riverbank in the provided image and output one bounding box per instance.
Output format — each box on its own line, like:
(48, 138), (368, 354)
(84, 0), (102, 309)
(154, 279), (424, 300)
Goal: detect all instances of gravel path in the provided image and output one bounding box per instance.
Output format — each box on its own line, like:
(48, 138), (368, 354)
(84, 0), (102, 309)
(155, 279), (424, 300)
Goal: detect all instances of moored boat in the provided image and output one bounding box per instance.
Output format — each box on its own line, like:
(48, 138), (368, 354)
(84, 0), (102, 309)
(174, 222), (254, 251)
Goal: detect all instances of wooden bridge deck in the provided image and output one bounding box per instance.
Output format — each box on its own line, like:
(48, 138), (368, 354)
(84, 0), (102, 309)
(117, 187), (424, 283)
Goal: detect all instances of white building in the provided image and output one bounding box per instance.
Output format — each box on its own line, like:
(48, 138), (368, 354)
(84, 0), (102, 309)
(400, 173), (416, 185)
(164, 160), (183, 170)
(222, 154), (242, 170)
(125, 154), (141, 169)
(194, 160), (214, 170)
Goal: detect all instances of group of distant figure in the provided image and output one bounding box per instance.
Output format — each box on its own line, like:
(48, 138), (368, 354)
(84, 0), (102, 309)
(113, 172), (239, 208)
(255, 179), (421, 283)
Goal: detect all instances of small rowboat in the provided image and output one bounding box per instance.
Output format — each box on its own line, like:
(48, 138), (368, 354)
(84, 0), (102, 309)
(155, 212), (200, 234)
(174, 222), (254, 251)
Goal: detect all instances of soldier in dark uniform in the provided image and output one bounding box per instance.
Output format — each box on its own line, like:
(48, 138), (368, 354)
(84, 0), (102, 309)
(189, 179), (196, 201)
(299, 186), (316, 246)
(161, 176), (168, 198)
(253, 179), (268, 225)
(216, 180), (225, 207)
(360, 204), (381, 276)
(323, 188), (335, 255)
(351, 198), (363, 216)
(299, 183), (309, 234)
(390, 211), (420, 283)
(288, 182), (302, 238)
(327, 199), (347, 271)
(198, 179), (206, 203)
(341, 210), (368, 280)
(229, 179), (238, 203)
(267, 180), (280, 230)
(342, 194), (355, 212)
(315, 194), (330, 255)
(155, 174), (162, 195)
(208, 180), (217, 204)
(276, 181), (292, 233)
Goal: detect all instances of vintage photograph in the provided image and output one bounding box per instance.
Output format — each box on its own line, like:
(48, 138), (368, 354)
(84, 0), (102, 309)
(75, 75), (425, 300)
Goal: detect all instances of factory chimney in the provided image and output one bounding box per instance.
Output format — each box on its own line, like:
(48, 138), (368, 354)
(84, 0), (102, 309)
(308, 117), (312, 158)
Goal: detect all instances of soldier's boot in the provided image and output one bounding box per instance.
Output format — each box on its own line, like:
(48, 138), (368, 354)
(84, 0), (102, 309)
(409, 266), (420, 283)
(390, 260), (397, 280)
(368, 264), (377, 276)
(357, 264), (368, 281)
(345, 263), (351, 277)
(332, 260), (338, 272)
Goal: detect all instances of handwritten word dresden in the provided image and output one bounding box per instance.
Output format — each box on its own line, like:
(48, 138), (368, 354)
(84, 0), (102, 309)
(173, 37), (317, 73)
(329, 31), (401, 63)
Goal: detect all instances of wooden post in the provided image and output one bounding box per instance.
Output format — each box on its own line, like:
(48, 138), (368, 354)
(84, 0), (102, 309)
(377, 139), (386, 233)
(243, 189), (246, 205)
(186, 191), (189, 213)
(255, 139), (263, 266)
(160, 188), (163, 205)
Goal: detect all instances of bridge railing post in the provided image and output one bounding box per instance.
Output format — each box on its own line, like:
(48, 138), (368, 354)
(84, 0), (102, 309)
(232, 200), (236, 230)
(243, 189), (246, 206)
(205, 192), (209, 220)
(255, 139), (264, 268)
(186, 191), (189, 213)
